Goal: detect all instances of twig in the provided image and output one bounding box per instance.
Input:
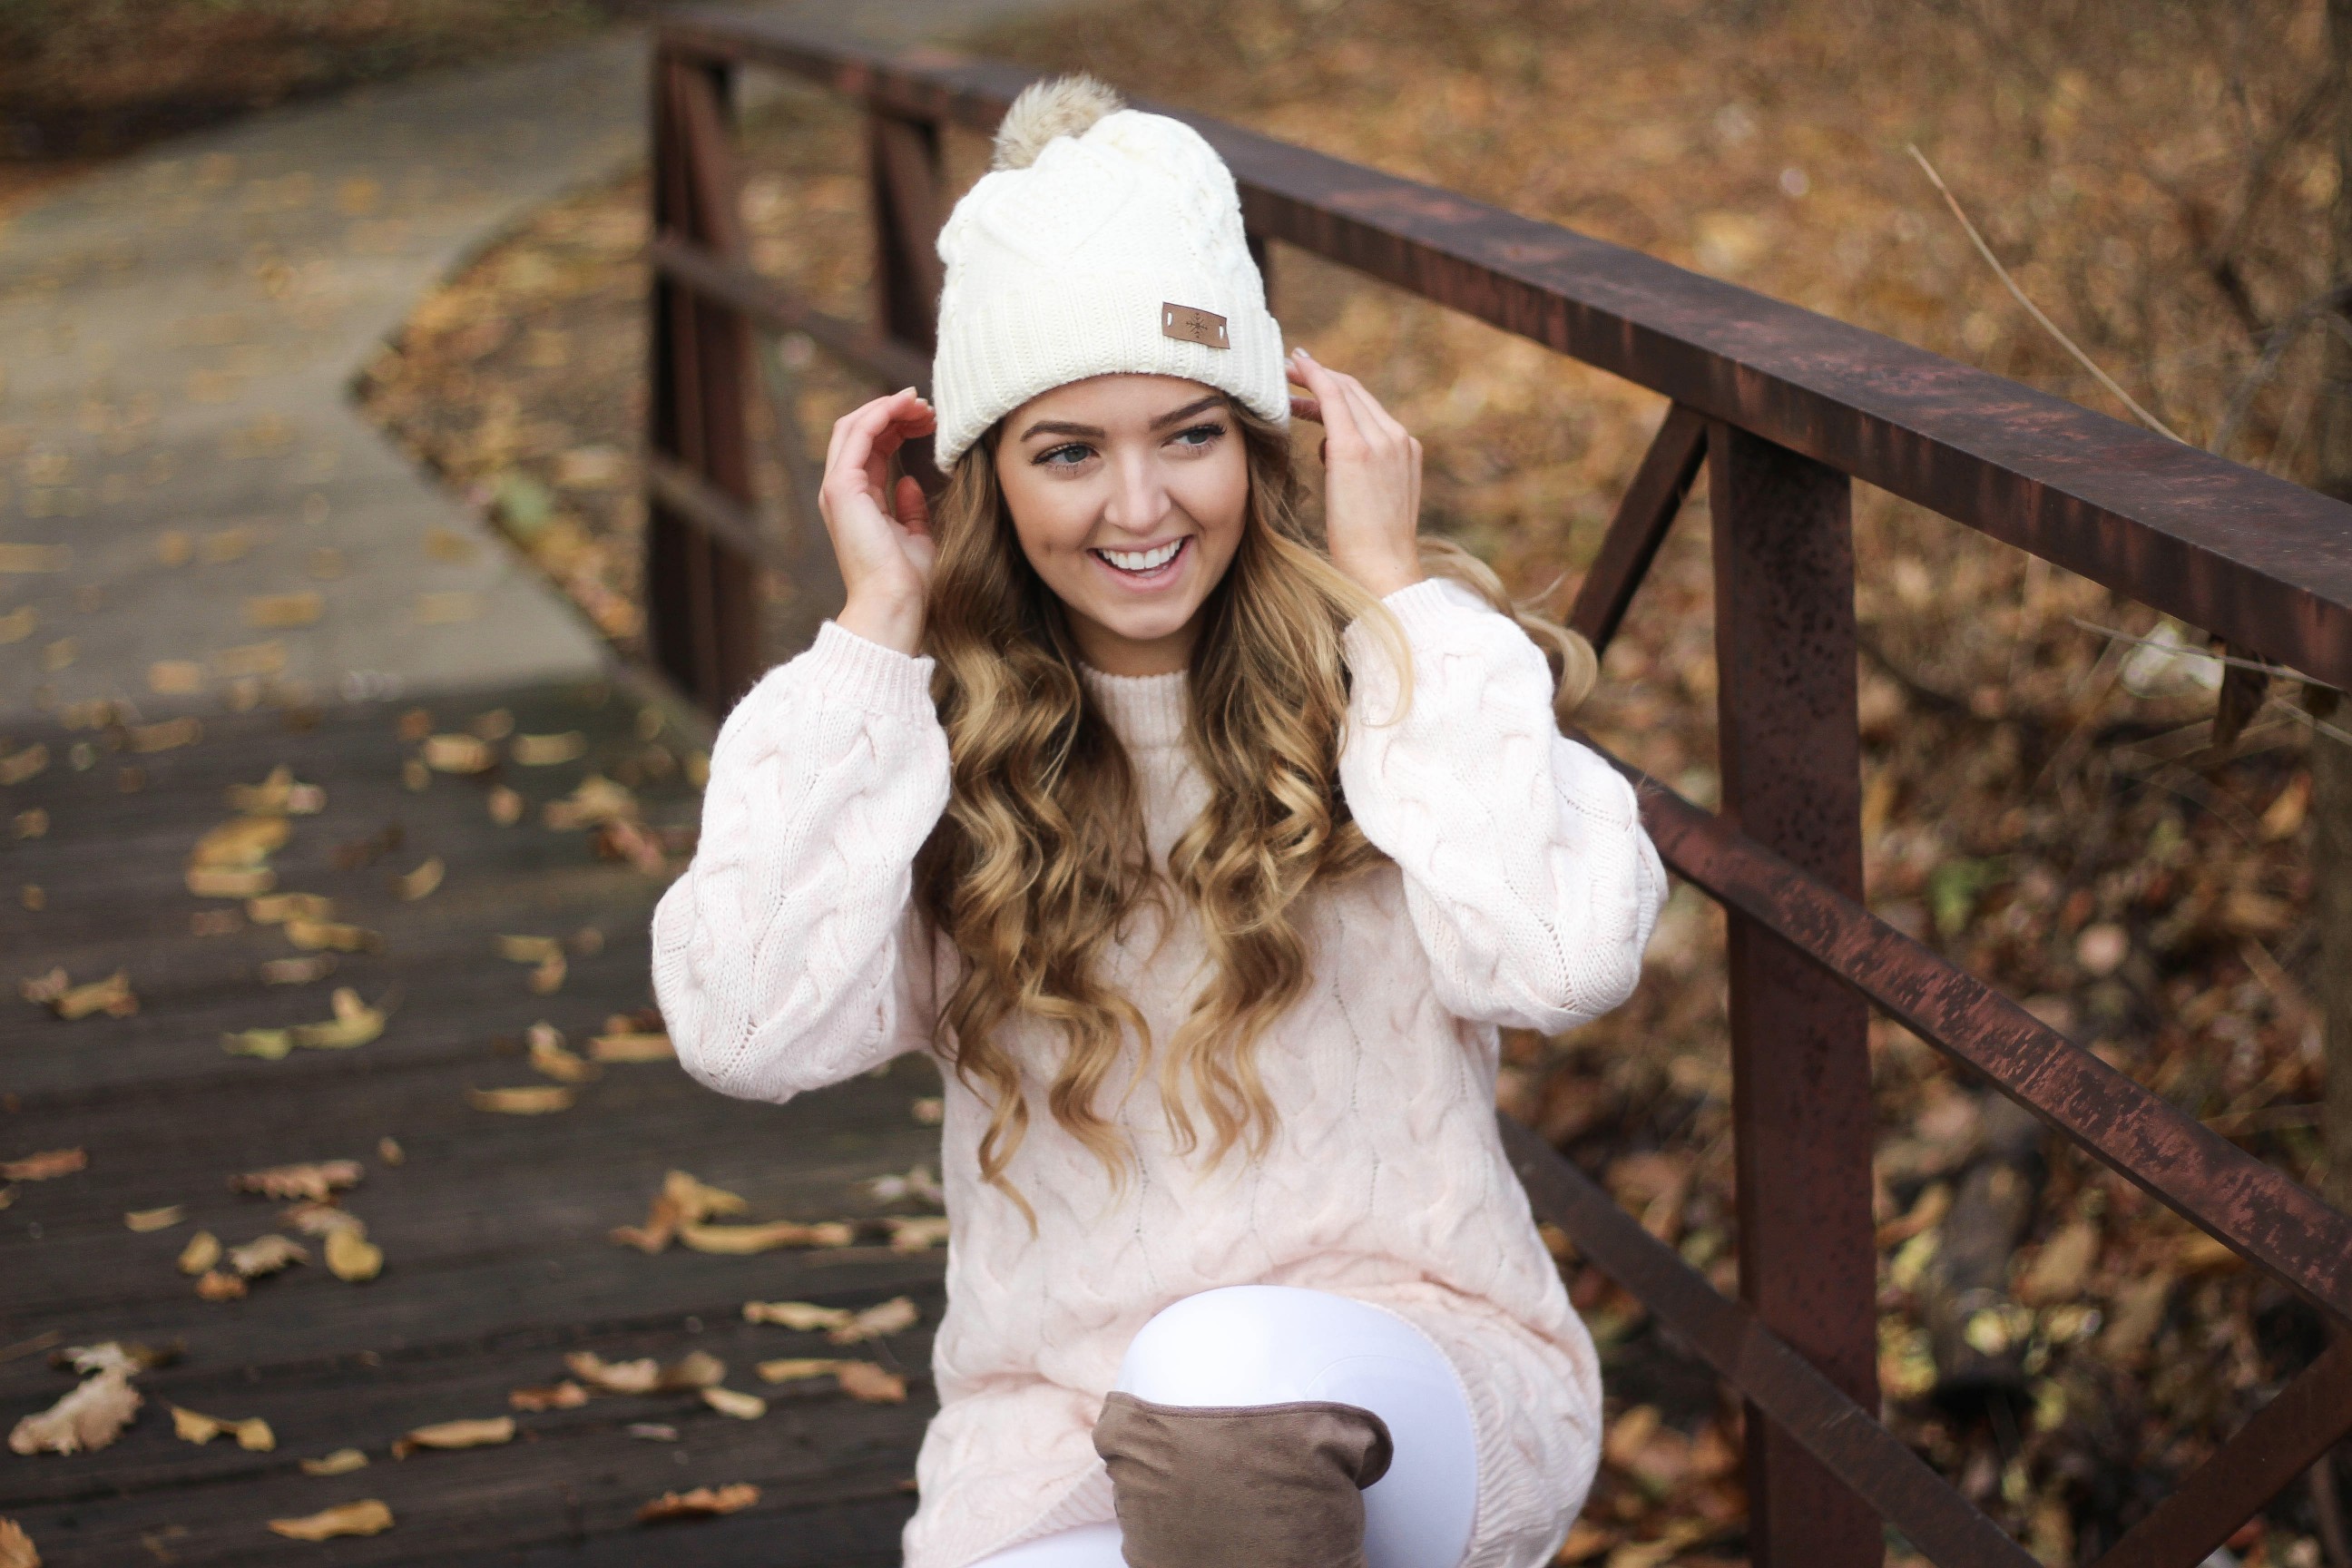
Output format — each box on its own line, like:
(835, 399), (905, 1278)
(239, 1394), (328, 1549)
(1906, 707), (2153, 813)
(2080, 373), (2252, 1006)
(1906, 145), (2185, 444)
(2066, 616), (2322, 683)
(2211, 283), (2352, 460)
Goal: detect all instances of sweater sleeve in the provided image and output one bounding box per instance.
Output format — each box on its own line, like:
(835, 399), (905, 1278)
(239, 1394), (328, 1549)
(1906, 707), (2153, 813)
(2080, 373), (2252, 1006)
(651, 621), (951, 1103)
(1338, 577), (1668, 1034)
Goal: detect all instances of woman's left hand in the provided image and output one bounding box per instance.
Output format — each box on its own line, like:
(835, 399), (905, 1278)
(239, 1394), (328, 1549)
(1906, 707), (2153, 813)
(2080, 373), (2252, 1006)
(1289, 346), (1425, 598)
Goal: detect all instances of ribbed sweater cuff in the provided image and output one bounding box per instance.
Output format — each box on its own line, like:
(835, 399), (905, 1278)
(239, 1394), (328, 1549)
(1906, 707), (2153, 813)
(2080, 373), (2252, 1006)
(808, 620), (937, 716)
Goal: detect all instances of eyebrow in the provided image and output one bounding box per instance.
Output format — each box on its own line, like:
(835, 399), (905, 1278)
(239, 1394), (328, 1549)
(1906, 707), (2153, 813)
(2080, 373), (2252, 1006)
(1017, 394), (1228, 443)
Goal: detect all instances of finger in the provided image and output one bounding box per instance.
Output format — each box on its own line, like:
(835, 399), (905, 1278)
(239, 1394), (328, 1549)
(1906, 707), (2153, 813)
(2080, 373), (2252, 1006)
(893, 475), (931, 536)
(1301, 358), (1367, 456)
(1333, 374), (1406, 448)
(1289, 394), (1324, 425)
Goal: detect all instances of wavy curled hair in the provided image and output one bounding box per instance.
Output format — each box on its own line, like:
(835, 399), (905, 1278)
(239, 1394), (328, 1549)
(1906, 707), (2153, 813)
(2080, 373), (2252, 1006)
(912, 402), (1596, 1218)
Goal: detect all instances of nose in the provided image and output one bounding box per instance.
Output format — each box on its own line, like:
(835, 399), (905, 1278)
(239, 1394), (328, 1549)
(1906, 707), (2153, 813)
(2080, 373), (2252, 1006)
(1102, 444), (1174, 539)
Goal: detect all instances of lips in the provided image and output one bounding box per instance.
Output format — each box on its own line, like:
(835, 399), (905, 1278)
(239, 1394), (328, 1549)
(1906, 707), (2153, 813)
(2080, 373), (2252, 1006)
(1089, 536), (1191, 584)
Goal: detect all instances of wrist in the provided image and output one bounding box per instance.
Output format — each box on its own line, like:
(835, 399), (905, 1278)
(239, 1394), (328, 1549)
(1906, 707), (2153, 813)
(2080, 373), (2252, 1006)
(1335, 550), (1424, 599)
(836, 589), (926, 655)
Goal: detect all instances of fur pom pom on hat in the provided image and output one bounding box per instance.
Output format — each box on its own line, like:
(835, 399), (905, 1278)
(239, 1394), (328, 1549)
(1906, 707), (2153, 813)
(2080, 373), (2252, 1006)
(929, 74), (1288, 466)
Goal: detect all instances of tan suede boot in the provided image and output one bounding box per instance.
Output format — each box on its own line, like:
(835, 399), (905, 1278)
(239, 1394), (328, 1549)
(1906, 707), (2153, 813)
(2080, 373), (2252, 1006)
(1092, 1392), (1396, 1568)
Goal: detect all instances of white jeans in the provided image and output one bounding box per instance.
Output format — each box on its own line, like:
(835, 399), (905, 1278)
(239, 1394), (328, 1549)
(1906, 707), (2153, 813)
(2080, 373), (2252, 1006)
(969, 1286), (1479, 1568)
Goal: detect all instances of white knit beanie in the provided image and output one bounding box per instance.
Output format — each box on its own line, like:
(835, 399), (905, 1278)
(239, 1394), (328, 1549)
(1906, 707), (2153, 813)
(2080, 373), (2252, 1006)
(929, 76), (1289, 467)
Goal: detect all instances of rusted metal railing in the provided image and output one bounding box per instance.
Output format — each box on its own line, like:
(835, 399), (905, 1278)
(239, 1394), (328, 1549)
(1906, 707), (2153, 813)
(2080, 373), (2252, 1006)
(642, 15), (2352, 1568)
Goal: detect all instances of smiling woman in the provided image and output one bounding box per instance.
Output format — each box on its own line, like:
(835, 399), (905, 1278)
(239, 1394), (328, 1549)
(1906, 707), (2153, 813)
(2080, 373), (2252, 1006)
(652, 73), (1661, 1568)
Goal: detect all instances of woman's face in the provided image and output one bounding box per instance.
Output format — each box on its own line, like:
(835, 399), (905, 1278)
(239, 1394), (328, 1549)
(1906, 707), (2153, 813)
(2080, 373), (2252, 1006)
(995, 374), (1248, 677)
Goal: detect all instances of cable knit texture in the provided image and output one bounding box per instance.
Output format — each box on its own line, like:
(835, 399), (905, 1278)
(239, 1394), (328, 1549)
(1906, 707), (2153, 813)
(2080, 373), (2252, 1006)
(652, 580), (1668, 1568)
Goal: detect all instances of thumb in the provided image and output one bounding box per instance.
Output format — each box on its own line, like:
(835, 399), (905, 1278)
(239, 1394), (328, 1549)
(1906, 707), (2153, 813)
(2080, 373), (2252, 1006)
(894, 474), (931, 535)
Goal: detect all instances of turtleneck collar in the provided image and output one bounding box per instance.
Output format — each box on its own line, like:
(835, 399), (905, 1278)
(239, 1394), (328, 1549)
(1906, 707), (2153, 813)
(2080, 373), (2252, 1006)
(1080, 662), (1188, 750)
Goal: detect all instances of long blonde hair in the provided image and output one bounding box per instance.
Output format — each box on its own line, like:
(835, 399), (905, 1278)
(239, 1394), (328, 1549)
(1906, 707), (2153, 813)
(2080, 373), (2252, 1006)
(912, 403), (1595, 1216)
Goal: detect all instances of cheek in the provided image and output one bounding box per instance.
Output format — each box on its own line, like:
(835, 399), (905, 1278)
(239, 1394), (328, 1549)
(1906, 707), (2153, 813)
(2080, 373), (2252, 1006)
(1001, 472), (1092, 576)
(1175, 448), (1250, 556)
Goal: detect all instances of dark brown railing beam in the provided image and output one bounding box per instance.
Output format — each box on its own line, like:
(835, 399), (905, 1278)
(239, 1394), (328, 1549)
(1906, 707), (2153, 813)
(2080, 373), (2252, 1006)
(646, 454), (789, 575)
(1615, 765), (2352, 1324)
(647, 234), (933, 392)
(1499, 1118), (2040, 1568)
(1567, 403), (1705, 654)
(653, 11), (2352, 691)
(2089, 1334), (2352, 1568)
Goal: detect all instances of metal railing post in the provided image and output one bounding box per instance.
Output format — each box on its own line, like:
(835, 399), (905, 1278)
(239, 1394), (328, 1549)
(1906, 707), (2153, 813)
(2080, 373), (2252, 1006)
(1708, 420), (1881, 1568)
(648, 51), (761, 710)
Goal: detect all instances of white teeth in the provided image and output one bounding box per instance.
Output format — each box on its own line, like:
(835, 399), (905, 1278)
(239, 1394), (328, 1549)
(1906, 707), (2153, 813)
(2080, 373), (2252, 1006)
(1096, 540), (1181, 573)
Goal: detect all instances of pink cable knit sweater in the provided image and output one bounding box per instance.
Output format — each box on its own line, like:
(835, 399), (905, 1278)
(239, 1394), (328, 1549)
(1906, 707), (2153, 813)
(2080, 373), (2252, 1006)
(652, 577), (1667, 1568)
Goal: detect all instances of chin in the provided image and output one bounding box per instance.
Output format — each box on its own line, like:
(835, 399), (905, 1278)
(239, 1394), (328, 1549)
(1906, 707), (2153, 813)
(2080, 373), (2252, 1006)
(1083, 601), (1200, 649)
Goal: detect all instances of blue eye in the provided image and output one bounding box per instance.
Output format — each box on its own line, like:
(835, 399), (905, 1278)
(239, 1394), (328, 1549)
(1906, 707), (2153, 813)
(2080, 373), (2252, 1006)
(1037, 443), (1093, 466)
(1171, 423), (1225, 450)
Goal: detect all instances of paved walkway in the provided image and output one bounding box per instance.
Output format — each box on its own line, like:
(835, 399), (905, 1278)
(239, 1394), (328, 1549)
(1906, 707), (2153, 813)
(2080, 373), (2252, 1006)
(0, 0), (1066, 726)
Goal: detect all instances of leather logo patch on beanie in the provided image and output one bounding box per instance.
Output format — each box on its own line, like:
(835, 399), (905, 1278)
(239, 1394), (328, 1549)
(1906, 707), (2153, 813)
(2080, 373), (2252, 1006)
(1161, 304), (1230, 348)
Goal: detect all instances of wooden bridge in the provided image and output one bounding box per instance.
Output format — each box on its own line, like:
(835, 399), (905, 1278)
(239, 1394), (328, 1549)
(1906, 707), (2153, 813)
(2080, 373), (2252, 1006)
(5, 6), (2352, 1565)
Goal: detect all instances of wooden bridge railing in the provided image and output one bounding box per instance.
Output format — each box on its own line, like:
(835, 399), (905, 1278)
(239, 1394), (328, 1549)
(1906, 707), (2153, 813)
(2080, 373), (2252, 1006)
(640, 15), (2352, 1568)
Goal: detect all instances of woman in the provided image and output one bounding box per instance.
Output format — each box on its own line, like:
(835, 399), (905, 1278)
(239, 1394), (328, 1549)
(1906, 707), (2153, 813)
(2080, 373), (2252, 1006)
(652, 74), (1665, 1568)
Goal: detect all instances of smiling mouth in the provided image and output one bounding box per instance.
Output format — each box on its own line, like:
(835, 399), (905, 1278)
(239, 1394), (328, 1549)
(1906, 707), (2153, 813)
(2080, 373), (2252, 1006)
(1090, 537), (1190, 579)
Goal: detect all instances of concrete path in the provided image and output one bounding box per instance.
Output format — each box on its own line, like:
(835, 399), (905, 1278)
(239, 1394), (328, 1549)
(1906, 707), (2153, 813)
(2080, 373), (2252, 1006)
(0, 0), (1063, 726)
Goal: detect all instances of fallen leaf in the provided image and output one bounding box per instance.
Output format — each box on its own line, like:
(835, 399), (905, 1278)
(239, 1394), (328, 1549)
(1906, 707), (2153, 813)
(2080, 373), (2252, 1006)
(497, 934), (563, 963)
(299, 1447), (368, 1475)
(213, 641), (288, 680)
(2174, 1232), (2245, 1274)
(171, 1406), (275, 1450)
(22, 969), (135, 1021)
(393, 857), (445, 900)
(260, 955), (336, 986)
(829, 1297), (919, 1345)
(232, 1161), (361, 1201)
(469, 1085), (574, 1114)
(422, 734), (495, 773)
(627, 1422), (679, 1441)
(528, 950), (566, 994)
(638, 1485), (759, 1523)
(701, 1387), (767, 1420)
(179, 1231), (221, 1274)
(293, 988), (387, 1049)
(377, 1137), (404, 1167)
(284, 917), (382, 954)
(222, 1027), (293, 1060)
(191, 816), (289, 870)
(887, 1216), (951, 1252)
(679, 1219), (854, 1255)
(743, 1301), (851, 1332)
(487, 786), (524, 825)
(13, 808), (45, 839)
(2018, 1220), (2102, 1305)
(754, 1357), (845, 1384)
(247, 892), (334, 926)
(660, 1352), (727, 1391)
(834, 1362), (906, 1404)
(564, 1352), (661, 1395)
(527, 1022), (600, 1083)
(612, 1171), (746, 1251)
(149, 660), (203, 694)
(866, 1164), (944, 1205)
(128, 718), (201, 753)
(64, 1342), (172, 1377)
(229, 1234), (308, 1278)
(195, 1269), (248, 1300)
(544, 775), (638, 830)
(512, 731), (587, 766)
(0, 606), (34, 643)
(226, 765), (324, 816)
(281, 1201), (364, 1236)
(15, 970), (65, 1004)
(326, 1227), (384, 1282)
(267, 1500), (393, 1540)
(508, 1381), (587, 1411)
(125, 1206), (184, 1232)
(7, 1369), (141, 1455)
(243, 592), (322, 629)
(187, 865), (274, 897)
(1, 1149), (85, 1181)
(589, 1029), (673, 1063)
(594, 818), (670, 875)
(0, 744), (46, 785)
(392, 1416), (513, 1456)
(0, 1517), (37, 1567)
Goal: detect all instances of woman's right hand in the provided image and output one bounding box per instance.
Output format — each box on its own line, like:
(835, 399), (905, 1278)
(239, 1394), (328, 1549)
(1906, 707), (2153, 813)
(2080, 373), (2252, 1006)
(821, 387), (937, 655)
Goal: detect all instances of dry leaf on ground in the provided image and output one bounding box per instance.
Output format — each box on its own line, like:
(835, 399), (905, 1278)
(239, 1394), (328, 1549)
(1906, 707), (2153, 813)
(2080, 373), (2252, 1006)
(612, 1170), (745, 1253)
(178, 1231), (221, 1274)
(325, 1227), (384, 1282)
(834, 1362), (907, 1404)
(0, 1149), (85, 1181)
(392, 1416), (513, 1456)
(124, 1206), (184, 1232)
(513, 731), (586, 765)
(0, 1518), (37, 1567)
(496, 934), (562, 963)
(243, 592), (323, 629)
(638, 1485), (759, 1524)
(828, 1297), (918, 1346)
(544, 775), (637, 830)
(299, 1447), (368, 1475)
(293, 989), (385, 1049)
(526, 1022), (600, 1083)
(268, 1500), (393, 1540)
(589, 1028), (673, 1062)
(422, 734), (495, 773)
(701, 1387), (766, 1420)
(564, 1352), (660, 1395)
(679, 1219), (854, 1255)
(190, 815), (289, 870)
(487, 785), (524, 824)
(393, 857), (444, 900)
(248, 892), (333, 926)
(233, 1161), (361, 1201)
(743, 1300), (850, 1332)
(754, 1357), (843, 1384)
(0, 744), (48, 785)
(227, 765), (325, 816)
(660, 1352), (726, 1391)
(228, 1234), (308, 1279)
(468, 1085), (574, 1115)
(284, 918), (383, 954)
(19, 969), (135, 1020)
(188, 864), (274, 897)
(887, 1216), (951, 1253)
(508, 1381), (587, 1411)
(260, 956), (336, 986)
(195, 1269), (247, 1300)
(7, 1369), (141, 1455)
(865, 1165), (943, 1205)
(171, 1406), (275, 1450)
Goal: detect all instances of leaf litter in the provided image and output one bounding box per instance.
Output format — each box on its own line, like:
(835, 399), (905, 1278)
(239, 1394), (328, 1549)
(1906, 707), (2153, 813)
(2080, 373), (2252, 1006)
(638, 1485), (759, 1524)
(268, 1500), (393, 1540)
(171, 1406), (275, 1450)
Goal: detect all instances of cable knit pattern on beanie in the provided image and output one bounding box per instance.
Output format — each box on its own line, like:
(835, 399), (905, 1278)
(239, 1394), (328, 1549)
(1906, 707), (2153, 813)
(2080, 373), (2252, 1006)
(650, 581), (1666, 1568)
(929, 83), (1289, 466)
